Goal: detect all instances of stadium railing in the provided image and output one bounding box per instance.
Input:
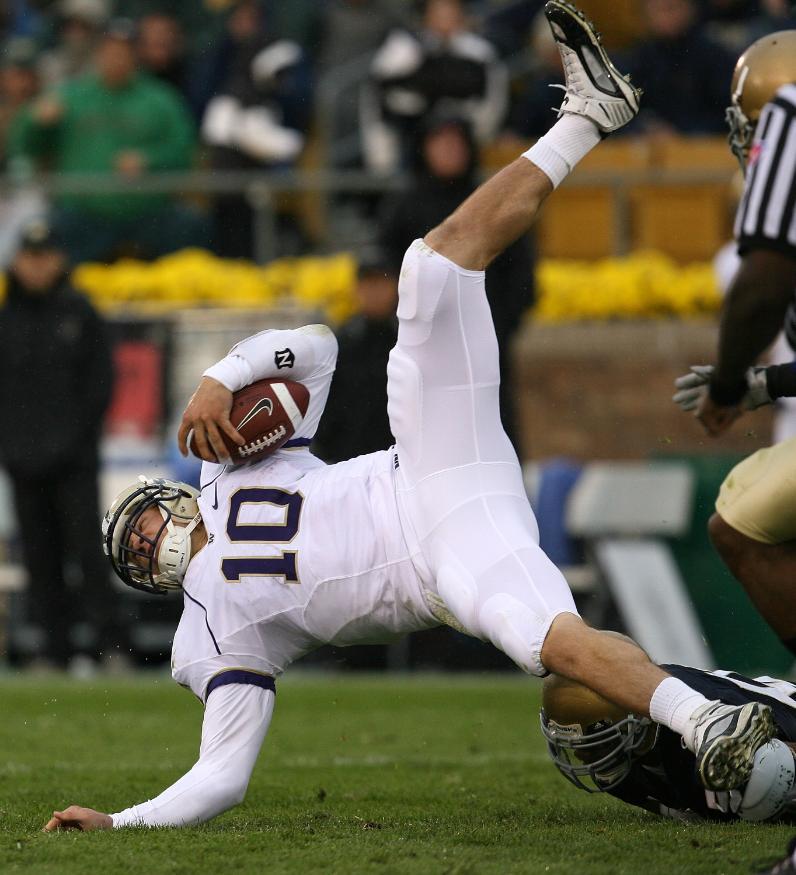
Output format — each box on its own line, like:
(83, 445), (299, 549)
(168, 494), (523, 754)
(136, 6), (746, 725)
(0, 138), (738, 264)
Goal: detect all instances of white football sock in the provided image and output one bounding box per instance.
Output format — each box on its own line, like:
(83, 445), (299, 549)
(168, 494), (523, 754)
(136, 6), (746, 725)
(522, 115), (601, 188)
(649, 676), (711, 750)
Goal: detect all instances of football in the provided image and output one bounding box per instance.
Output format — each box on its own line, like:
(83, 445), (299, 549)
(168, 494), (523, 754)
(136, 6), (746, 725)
(189, 378), (310, 464)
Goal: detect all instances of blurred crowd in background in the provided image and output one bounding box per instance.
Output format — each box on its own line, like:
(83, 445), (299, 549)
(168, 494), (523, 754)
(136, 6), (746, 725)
(0, 0), (793, 268)
(1, 0), (795, 673)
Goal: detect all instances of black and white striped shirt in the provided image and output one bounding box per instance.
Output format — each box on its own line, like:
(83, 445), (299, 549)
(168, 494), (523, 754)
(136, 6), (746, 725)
(735, 84), (796, 347)
(735, 82), (796, 257)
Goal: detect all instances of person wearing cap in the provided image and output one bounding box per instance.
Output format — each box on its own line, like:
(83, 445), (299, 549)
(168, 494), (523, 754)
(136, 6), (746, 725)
(0, 219), (122, 669)
(8, 19), (204, 264)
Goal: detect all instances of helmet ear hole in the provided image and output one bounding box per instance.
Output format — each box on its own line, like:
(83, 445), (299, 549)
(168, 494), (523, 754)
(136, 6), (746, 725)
(157, 521), (194, 581)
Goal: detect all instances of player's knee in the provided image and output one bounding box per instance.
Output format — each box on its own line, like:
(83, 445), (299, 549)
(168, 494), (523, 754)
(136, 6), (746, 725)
(539, 612), (591, 678)
(425, 216), (461, 253)
(424, 217), (486, 271)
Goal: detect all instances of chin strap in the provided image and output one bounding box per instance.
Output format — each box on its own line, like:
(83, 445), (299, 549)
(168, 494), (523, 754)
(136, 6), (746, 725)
(156, 510), (203, 584)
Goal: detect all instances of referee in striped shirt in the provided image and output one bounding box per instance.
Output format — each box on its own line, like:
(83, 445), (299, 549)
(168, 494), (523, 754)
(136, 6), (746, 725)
(698, 38), (796, 436)
(675, 30), (796, 662)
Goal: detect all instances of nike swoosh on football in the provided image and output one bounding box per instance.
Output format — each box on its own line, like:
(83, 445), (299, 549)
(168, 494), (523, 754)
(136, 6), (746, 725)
(237, 397), (274, 430)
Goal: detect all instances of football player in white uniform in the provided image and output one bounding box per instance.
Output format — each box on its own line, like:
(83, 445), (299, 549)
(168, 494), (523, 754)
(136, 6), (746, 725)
(45, 1), (777, 833)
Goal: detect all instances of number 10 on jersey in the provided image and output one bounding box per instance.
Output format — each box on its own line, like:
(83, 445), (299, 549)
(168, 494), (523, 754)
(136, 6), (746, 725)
(221, 487), (304, 583)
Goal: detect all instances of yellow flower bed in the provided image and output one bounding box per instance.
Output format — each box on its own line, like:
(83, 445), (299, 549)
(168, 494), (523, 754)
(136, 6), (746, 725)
(70, 248), (722, 324)
(72, 248), (359, 324)
(536, 251), (721, 322)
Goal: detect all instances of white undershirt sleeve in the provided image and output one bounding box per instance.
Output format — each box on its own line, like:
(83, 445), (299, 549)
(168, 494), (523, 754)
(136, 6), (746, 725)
(203, 325), (338, 392)
(202, 324), (339, 440)
(110, 684), (274, 828)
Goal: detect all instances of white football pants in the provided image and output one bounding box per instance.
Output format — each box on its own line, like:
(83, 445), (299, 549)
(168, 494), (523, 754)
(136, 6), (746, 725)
(388, 239), (579, 676)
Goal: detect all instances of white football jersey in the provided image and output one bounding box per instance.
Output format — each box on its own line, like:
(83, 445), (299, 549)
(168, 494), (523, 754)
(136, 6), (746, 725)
(172, 449), (437, 699)
(171, 322), (438, 699)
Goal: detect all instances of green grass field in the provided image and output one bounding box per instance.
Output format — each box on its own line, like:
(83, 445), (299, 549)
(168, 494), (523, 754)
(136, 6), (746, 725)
(2, 672), (793, 875)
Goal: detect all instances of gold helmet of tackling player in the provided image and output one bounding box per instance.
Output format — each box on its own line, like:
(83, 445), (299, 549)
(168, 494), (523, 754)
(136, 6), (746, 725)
(102, 476), (201, 595)
(543, 673), (796, 820)
(540, 673), (658, 792)
(726, 29), (796, 171)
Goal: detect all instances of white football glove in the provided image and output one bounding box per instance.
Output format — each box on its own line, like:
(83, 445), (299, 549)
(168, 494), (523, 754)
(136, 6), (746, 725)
(672, 365), (772, 412)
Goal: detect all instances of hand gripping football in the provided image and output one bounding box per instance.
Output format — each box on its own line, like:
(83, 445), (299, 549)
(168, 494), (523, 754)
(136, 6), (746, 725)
(189, 378), (310, 464)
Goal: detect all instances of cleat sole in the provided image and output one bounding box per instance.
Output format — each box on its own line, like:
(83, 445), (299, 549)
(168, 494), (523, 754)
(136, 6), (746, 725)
(698, 705), (775, 791)
(542, 0), (642, 132)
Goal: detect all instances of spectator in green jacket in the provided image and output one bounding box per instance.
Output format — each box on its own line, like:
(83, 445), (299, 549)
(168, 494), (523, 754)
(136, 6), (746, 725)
(9, 19), (208, 264)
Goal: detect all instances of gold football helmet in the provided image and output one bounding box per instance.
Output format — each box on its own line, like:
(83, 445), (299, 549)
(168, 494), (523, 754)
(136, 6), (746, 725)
(102, 476), (201, 595)
(726, 30), (796, 171)
(540, 673), (658, 792)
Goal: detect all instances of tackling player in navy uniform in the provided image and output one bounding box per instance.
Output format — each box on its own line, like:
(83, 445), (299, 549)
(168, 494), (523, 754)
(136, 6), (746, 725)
(43, 2), (778, 832)
(543, 641), (796, 823)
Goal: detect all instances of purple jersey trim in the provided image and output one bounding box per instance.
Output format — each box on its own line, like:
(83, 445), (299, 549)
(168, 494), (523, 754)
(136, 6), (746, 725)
(205, 670), (276, 701)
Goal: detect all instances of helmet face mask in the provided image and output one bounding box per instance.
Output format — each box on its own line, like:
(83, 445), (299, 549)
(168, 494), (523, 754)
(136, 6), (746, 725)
(725, 99), (754, 174)
(540, 708), (658, 793)
(102, 477), (201, 595)
(726, 30), (796, 174)
(541, 672), (658, 793)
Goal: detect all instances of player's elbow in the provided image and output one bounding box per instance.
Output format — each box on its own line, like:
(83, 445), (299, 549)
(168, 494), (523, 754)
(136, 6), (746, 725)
(224, 776), (250, 809)
(299, 323), (338, 365)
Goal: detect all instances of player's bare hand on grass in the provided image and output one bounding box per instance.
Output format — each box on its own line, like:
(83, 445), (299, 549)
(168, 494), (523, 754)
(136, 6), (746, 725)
(178, 377), (243, 463)
(43, 806), (112, 832)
